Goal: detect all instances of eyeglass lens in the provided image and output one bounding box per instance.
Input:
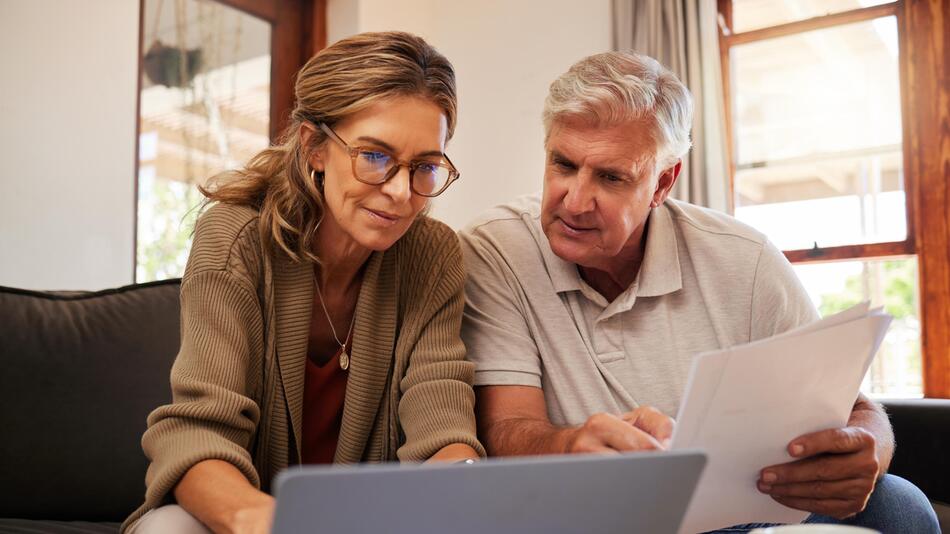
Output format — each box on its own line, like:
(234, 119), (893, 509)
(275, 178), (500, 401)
(353, 149), (452, 196)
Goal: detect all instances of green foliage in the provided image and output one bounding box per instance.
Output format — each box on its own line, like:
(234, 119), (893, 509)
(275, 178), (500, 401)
(136, 178), (202, 282)
(818, 260), (917, 319)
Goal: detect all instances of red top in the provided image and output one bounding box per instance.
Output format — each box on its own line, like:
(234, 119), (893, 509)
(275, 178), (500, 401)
(301, 344), (348, 464)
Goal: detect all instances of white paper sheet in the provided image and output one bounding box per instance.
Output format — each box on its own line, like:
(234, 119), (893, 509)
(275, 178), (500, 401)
(671, 303), (892, 533)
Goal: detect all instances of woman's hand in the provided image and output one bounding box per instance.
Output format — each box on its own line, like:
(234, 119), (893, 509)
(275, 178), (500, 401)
(228, 495), (275, 534)
(425, 443), (481, 463)
(174, 459), (275, 534)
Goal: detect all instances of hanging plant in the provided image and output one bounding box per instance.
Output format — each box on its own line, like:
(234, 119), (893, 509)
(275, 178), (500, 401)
(143, 40), (203, 88)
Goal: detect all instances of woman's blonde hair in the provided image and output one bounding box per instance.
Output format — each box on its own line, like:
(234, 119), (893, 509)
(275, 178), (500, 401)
(201, 31), (457, 263)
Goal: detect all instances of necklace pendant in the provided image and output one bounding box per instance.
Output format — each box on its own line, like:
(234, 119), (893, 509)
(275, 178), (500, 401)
(339, 349), (350, 370)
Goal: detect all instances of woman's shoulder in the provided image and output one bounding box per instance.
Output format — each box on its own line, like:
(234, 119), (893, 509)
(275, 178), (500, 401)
(185, 202), (264, 278)
(398, 215), (461, 263)
(393, 216), (464, 298)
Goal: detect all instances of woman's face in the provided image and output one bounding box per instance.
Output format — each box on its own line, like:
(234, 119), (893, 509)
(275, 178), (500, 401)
(311, 96), (448, 252)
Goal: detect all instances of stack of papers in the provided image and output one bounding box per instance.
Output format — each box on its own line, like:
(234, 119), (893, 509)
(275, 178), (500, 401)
(671, 302), (892, 533)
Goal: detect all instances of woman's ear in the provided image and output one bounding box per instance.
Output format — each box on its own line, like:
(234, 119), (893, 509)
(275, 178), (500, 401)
(299, 122), (325, 172)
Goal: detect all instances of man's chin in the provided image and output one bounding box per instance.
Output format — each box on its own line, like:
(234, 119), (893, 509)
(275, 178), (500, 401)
(548, 235), (590, 265)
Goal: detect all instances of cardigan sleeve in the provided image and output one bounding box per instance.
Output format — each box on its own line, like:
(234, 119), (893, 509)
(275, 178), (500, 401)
(125, 270), (265, 531)
(395, 229), (486, 461)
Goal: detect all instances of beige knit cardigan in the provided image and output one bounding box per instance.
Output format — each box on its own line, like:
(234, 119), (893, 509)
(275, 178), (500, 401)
(123, 203), (484, 531)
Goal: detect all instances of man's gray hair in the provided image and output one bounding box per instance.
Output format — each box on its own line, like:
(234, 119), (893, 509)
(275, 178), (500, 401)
(543, 51), (694, 170)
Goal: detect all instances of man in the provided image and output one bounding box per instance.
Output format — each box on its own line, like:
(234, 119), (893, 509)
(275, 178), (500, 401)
(460, 51), (938, 532)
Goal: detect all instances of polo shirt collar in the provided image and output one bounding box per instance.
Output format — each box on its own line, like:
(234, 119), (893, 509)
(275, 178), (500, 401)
(637, 203), (683, 297)
(541, 202), (683, 300)
(539, 225), (584, 294)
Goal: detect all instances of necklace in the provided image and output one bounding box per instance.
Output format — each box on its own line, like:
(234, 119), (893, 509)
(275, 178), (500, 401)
(314, 281), (357, 370)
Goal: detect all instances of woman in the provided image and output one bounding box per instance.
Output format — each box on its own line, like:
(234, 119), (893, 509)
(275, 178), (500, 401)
(123, 31), (484, 534)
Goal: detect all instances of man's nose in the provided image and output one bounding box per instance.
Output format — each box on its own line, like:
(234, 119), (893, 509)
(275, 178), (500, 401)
(563, 174), (595, 214)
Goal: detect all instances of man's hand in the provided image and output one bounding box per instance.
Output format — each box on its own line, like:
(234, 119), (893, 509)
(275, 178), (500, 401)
(622, 406), (675, 448)
(564, 406), (674, 454)
(757, 427), (880, 519)
(476, 385), (677, 457)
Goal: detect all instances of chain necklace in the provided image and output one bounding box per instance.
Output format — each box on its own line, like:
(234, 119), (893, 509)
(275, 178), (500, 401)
(314, 281), (357, 370)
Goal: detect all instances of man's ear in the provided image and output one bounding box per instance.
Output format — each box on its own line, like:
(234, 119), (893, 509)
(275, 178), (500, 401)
(652, 160), (681, 207)
(299, 122), (325, 172)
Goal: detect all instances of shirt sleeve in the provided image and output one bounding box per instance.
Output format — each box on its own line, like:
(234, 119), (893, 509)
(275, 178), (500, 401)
(750, 239), (821, 341)
(459, 226), (543, 388)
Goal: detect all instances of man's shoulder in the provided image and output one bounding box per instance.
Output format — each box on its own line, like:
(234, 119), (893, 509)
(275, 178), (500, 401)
(458, 193), (555, 286)
(460, 192), (543, 244)
(665, 199), (767, 247)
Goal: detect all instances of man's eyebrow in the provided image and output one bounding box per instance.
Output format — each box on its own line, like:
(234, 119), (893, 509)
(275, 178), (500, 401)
(354, 136), (444, 159)
(592, 163), (634, 179)
(551, 149), (638, 178)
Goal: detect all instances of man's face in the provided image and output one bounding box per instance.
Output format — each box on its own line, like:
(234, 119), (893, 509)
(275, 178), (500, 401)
(541, 118), (676, 273)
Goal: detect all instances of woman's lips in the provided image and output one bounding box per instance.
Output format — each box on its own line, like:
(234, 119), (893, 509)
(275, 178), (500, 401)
(364, 207), (400, 227)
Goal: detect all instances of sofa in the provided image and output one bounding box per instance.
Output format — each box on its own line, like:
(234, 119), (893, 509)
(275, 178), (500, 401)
(0, 280), (181, 533)
(0, 280), (947, 533)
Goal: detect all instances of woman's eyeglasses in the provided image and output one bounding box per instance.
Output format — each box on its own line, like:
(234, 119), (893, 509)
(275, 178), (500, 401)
(318, 123), (460, 198)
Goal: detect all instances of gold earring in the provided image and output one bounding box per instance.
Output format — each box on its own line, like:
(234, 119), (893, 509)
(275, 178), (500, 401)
(310, 168), (324, 188)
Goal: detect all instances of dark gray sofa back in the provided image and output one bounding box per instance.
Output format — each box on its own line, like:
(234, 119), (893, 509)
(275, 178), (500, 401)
(0, 280), (181, 522)
(883, 399), (950, 506)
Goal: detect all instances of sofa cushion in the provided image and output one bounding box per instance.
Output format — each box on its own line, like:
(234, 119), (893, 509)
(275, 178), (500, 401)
(0, 280), (181, 522)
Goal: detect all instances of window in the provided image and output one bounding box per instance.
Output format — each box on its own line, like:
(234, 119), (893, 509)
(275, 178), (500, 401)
(133, 0), (324, 282)
(136, 0), (272, 282)
(718, 0), (950, 398)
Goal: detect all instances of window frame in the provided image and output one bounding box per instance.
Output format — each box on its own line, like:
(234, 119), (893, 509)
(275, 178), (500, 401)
(718, 0), (950, 398)
(131, 0), (327, 280)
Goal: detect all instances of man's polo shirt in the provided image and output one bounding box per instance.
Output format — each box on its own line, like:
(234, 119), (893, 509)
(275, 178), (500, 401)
(459, 193), (817, 426)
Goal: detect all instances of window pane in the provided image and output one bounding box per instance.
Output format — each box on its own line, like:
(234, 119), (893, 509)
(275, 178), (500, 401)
(793, 258), (922, 398)
(731, 17), (904, 250)
(734, 172), (906, 251)
(136, 0), (271, 282)
(731, 0), (894, 34)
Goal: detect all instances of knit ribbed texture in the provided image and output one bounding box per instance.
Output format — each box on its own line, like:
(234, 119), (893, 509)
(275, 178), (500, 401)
(122, 204), (484, 532)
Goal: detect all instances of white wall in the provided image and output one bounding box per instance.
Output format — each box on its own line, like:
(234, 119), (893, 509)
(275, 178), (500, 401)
(0, 1), (139, 290)
(326, 0), (613, 229)
(0, 0), (607, 290)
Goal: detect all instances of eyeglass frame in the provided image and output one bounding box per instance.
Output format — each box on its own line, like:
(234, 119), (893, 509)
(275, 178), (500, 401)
(316, 122), (461, 198)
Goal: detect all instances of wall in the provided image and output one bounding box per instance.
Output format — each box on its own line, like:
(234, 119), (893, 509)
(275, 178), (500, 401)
(326, 0), (613, 229)
(0, 0), (609, 289)
(0, 1), (139, 290)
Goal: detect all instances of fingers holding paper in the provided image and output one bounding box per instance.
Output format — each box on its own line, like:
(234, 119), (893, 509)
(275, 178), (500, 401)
(566, 408), (674, 454)
(757, 427), (880, 519)
(621, 406), (675, 447)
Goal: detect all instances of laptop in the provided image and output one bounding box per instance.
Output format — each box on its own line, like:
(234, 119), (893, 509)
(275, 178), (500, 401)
(272, 450), (706, 534)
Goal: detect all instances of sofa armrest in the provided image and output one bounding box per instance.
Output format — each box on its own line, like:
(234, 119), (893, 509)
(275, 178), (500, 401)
(881, 399), (950, 505)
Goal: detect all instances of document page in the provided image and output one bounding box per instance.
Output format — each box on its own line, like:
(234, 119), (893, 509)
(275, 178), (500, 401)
(671, 303), (891, 533)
